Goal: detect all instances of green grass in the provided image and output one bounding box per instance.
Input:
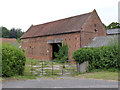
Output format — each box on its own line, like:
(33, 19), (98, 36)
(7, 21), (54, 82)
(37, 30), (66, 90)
(2, 75), (37, 81)
(3, 58), (63, 80)
(3, 58), (119, 81)
(77, 71), (118, 81)
(13, 75), (37, 80)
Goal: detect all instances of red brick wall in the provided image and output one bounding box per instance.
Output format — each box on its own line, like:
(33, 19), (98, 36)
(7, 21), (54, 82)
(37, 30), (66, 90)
(21, 10), (106, 60)
(21, 32), (80, 60)
(81, 10), (106, 47)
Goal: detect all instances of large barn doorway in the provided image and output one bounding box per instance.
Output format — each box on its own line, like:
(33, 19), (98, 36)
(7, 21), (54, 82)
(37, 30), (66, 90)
(52, 43), (62, 59)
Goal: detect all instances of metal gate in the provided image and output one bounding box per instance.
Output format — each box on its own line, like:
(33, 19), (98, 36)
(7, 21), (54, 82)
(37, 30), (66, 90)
(26, 60), (78, 76)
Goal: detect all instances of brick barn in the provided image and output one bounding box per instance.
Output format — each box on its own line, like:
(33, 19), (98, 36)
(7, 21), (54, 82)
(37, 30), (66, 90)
(21, 9), (106, 60)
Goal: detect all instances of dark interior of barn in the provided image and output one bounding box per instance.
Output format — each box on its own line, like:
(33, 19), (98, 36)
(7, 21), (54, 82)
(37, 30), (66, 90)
(52, 43), (62, 59)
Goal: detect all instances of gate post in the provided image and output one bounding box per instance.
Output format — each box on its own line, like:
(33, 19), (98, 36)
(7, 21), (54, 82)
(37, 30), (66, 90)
(77, 63), (80, 74)
(42, 61), (43, 75)
(52, 61), (53, 75)
(31, 59), (33, 75)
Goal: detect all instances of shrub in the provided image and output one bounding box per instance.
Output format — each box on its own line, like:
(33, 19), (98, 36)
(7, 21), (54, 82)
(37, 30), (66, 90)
(72, 40), (119, 71)
(72, 47), (93, 64)
(54, 43), (68, 62)
(2, 43), (26, 77)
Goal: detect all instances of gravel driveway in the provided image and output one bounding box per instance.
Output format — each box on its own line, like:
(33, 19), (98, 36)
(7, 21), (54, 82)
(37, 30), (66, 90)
(2, 77), (119, 88)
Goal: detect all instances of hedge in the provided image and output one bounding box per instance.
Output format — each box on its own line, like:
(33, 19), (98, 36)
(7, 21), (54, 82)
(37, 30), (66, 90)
(2, 43), (26, 77)
(72, 42), (119, 71)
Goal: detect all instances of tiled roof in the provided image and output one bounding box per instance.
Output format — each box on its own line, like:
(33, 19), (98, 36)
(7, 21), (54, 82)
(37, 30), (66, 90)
(84, 35), (118, 48)
(107, 28), (120, 35)
(21, 11), (92, 39)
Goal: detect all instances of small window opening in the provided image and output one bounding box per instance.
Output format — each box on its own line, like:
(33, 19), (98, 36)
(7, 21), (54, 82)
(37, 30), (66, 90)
(94, 29), (97, 32)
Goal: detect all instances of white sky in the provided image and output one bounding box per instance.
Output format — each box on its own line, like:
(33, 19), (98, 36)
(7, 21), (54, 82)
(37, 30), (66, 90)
(0, 0), (119, 32)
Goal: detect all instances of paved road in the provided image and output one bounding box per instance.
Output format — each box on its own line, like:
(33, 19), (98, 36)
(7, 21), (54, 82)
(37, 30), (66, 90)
(2, 77), (119, 88)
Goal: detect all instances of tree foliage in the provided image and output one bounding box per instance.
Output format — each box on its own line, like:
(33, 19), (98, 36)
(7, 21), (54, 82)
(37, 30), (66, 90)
(9, 28), (17, 38)
(2, 27), (10, 38)
(0, 26), (24, 39)
(107, 22), (120, 29)
(103, 22), (120, 30)
(2, 43), (26, 77)
(72, 38), (119, 71)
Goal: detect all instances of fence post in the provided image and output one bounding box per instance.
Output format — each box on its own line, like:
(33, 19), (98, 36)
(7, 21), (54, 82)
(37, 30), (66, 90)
(31, 59), (33, 75)
(42, 61), (43, 75)
(62, 62), (63, 75)
(77, 63), (80, 74)
(52, 61), (53, 75)
(62, 61), (65, 75)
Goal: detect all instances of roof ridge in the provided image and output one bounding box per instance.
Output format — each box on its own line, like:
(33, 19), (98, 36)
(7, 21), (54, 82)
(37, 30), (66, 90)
(81, 9), (97, 30)
(21, 10), (93, 39)
(81, 12), (92, 30)
(33, 12), (92, 27)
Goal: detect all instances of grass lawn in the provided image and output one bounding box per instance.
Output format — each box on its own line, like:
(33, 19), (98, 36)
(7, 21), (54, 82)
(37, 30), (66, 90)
(77, 71), (118, 81)
(3, 58), (119, 81)
(3, 71), (118, 81)
(3, 58), (63, 80)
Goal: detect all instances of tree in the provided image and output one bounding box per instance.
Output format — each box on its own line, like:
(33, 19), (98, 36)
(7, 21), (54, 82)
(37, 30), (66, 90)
(0, 26), (24, 39)
(1, 27), (10, 38)
(9, 28), (17, 38)
(9, 28), (24, 39)
(16, 28), (24, 38)
(107, 22), (120, 30)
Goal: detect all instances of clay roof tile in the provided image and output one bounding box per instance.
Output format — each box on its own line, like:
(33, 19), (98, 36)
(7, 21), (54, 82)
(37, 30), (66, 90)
(21, 11), (92, 39)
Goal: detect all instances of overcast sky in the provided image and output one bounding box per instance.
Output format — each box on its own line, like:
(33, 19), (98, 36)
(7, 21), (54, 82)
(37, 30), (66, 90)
(0, 0), (119, 32)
